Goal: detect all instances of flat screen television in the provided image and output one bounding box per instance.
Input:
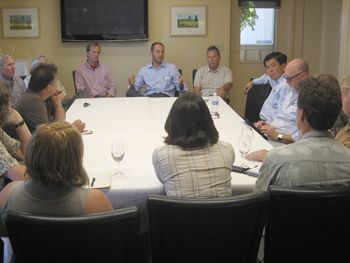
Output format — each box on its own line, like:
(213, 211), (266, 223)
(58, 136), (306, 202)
(60, 0), (148, 42)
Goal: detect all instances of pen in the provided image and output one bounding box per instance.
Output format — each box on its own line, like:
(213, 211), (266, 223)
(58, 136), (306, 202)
(91, 177), (96, 187)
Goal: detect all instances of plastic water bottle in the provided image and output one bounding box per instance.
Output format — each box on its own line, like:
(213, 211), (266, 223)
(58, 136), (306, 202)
(211, 92), (219, 114)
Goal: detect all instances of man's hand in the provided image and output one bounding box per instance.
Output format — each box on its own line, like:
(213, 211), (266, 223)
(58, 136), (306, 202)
(260, 124), (279, 141)
(128, 75), (135, 86)
(216, 87), (225, 98)
(244, 81), (254, 94)
(52, 90), (64, 104)
(254, 120), (266, 129)
(245, 149), (268, 161)
(72, 119), (86, 133)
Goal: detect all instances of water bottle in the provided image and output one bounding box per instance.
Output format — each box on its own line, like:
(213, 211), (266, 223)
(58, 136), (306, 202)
(211, 92), (219, 114)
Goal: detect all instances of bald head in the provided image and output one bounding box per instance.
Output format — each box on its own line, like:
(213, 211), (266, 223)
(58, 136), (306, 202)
(284, 58), (309, 88)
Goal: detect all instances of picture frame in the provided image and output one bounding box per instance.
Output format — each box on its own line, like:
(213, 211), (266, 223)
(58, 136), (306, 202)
(2, 8), (39, 38)
(170, 6), (206, 36)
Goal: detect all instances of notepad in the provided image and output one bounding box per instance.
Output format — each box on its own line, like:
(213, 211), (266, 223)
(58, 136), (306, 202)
(245, 166), (260, 178)
(89, 175), (111, 189)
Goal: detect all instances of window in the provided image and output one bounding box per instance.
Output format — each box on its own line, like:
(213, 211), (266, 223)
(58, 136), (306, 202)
(240, 8), (276, 62)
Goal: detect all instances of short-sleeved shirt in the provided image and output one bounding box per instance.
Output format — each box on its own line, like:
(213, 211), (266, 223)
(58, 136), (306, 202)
(194, 65), (232, 95)
(0, 128), (20, 176)
(152, 141), (235, 198)
(14, 89), (56, 133)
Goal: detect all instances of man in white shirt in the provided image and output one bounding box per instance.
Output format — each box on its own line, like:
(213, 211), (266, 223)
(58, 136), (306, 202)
(194, 46), (232, 99)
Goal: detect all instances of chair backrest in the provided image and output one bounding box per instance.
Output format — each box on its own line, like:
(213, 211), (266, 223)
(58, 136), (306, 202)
(192, 69), (197, 84)
(265, 186), (350, 263)
(5, 207), (140, 263)
(147, 192), (269, 263)
(72, 70), (78, 94)
(244, 83), (272, 123)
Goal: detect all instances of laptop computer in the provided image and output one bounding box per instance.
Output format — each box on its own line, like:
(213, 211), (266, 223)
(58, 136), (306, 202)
(242, 117), (269, 140)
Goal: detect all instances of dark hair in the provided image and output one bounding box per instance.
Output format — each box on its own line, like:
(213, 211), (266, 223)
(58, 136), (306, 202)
(150, 42), (164, 51)
(207, 45), (221, 56)
(164, 92), (219, 149)
(86, 42), (101, 53)
(263, 52), (287, 67)
(297, 74), (342, 130)
(28, 64), (57, 92)
(0, 81), (10, 126)
(25, 122), (89, 188)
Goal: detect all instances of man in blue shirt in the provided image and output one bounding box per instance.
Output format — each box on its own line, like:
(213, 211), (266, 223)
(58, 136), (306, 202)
(244, 52), (289, 124)
(128, 42), (186, 97)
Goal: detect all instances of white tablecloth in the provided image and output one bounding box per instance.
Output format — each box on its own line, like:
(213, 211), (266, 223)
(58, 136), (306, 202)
(66, 97), (273, 230)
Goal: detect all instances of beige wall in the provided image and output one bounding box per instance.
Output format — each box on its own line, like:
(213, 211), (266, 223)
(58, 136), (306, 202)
(229, 0), (343, 115)
(1, 0), (347, 115)
(0, 0), (231, 97)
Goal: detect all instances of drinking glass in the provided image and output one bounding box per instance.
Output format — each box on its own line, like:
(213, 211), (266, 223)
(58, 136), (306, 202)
(111, 141), (125, 177)
(238, 134), (252, 167)
(240, 126), (253, 139)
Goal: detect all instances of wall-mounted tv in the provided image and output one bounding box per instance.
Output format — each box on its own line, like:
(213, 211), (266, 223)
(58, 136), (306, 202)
(60, 0), (148, 42)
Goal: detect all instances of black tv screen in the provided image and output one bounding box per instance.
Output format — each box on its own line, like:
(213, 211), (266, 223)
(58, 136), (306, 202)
(60, 0), (148, 42)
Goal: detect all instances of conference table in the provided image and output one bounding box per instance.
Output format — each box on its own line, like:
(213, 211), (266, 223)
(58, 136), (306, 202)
(66, 97), (273, 230)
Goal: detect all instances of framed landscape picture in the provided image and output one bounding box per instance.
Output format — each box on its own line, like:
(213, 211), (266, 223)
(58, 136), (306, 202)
(2, 8), (39, 38)
(170, 6), (206, 36)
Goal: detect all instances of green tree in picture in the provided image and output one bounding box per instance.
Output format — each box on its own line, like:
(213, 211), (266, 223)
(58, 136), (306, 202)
(240, 2), (258, 31)
(195, 15), (198, 21)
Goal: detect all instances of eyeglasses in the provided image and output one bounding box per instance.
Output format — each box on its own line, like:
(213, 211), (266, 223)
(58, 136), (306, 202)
(283, 71), (305, 81)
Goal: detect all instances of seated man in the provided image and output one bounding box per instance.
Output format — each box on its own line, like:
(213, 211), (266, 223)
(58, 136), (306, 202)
(193, 45), (232, 99)
(14, 64), (85, 133)
(0, 54), (26, 105)
(254, 74), (350, 192)
(244, 52), (289, 124)
(0, 81), (31, 181)
(75, 42), (116, 97)
(24, 55), (71, 105)
(258, 58), (309, 144)
(335, 76), (350, 148)
(128, 42), (186, 97)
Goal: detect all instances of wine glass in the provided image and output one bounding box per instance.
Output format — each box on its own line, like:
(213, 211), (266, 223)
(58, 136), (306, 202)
(238, 134), (252, 167)
(111, 141), (125, 177)
(202, 90), (210, 103)
(240, 126), (253, 139)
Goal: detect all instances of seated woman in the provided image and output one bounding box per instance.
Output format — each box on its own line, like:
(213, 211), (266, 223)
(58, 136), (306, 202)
(336, 76), (350, 148)
(0, 81), (31, 181)
(152, 92), (235, 198)
(0, 122), (112, 226)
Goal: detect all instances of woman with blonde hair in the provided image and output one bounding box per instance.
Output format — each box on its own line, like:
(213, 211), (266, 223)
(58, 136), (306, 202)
(0, 122), (112, 222)
(335, 76), (350, 148)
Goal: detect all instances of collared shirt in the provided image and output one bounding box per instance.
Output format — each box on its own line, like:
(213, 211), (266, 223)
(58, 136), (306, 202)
(152, 141), (235, 198)
(75, 62), (116, 97)
(253, 73), (284, 89)
(255, 130), (350, 192)
(134, 62), (186, 97)
(0, 128), (20, 176)
(258, 75), (288, 123)
(194, 65), (232, 95)
(270, 87), (300, 141)
(336, 123), (350, 149)
(0, 75), (26, 105)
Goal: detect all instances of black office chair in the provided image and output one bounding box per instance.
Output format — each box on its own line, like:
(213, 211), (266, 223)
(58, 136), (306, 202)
(244, 83), (272, 123)
(147, 192), (269, 263)
(265, 186), (350, 263)
(72, 70), (78, 94)
(192, 69), (197, 84)
(5, 207), (140, 263)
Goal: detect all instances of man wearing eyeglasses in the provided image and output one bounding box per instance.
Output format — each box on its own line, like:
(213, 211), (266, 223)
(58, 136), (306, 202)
(253, 59), (310, 149)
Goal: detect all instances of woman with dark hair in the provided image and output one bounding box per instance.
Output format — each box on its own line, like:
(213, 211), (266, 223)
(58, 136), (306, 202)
(153, 92), (235, 198)
(0, 80), (31, 181)
(0, 122), (112, 225)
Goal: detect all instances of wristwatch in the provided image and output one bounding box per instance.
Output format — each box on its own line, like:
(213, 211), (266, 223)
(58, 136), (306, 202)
(277, 133), (283, 142)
